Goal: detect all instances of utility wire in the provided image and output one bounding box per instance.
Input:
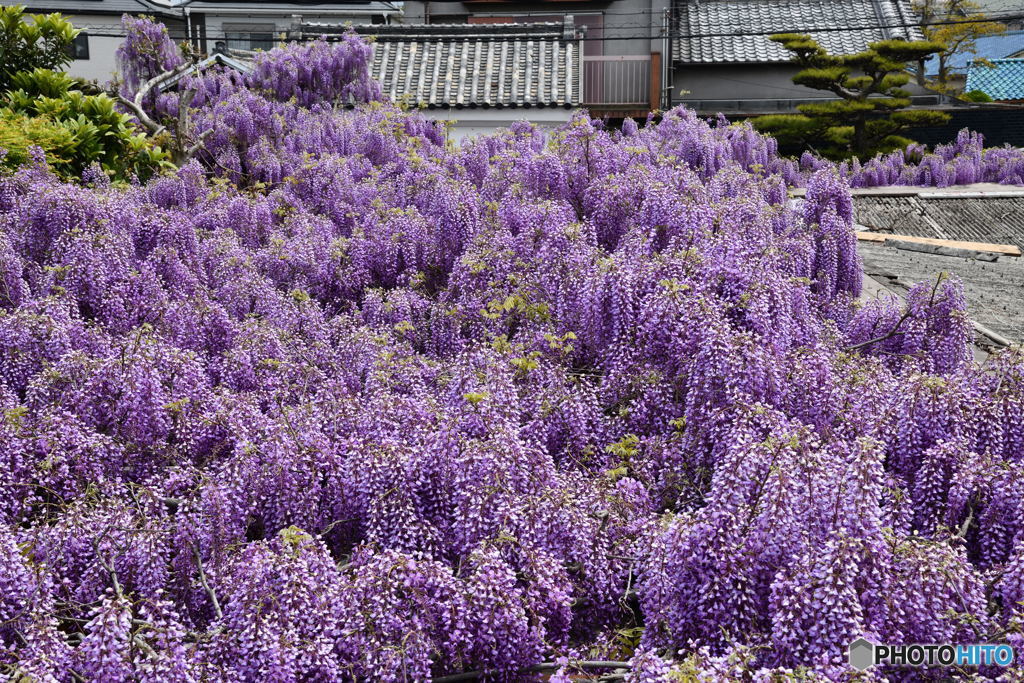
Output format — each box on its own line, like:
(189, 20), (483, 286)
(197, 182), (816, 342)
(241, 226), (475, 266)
(111, 5), (1024, 17)
(65, 11), (1024, 42)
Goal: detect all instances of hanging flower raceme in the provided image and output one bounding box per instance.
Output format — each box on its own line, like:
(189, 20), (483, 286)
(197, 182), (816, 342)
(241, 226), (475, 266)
(116, 14), (185, 103)
(1, 50), (1023, 678)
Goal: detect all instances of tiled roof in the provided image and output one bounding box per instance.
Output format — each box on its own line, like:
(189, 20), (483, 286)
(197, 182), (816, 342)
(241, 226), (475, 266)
(17, 0), (178, 17)
(926, 31), (1024, 72)
(850, 186), (1024, 346)
(860, 241), (1024, 346)
(965, 58), (1024, 101)
(308, 23), (581, 108)
(177, 1), (401, 13)
(852, 191), (1024, 251)
(675, 0), (923, 64)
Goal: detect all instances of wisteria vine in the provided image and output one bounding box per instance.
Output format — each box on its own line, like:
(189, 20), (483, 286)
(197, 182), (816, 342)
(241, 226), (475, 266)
(1, 18), (1023, 683)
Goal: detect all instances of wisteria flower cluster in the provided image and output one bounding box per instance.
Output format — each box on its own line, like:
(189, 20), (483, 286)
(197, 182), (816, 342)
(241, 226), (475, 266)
(1, 24), (1024, 683)
(115, 15), (184, 100)
(114, 13), (1024, 193)
(801, 128), (1024, 187)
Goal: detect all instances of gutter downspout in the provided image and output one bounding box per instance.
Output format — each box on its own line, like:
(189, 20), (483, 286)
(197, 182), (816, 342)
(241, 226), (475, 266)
(663, 6), (671, 111)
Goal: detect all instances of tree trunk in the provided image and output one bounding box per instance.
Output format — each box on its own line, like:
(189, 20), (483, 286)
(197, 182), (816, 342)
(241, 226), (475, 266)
(852, 115), (867, 157)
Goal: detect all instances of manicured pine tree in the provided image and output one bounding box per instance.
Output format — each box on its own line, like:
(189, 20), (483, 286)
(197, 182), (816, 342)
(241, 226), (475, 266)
(754, 34), (950, 159)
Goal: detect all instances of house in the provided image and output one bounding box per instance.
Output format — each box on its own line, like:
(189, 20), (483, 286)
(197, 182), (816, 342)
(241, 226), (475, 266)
(398, 1), (673, 118)
(849, 184), (1024, 351)
(293, 0), (677, 138)
(924, 29), (1024, 93)
(965, 58), (1024, 102)
(15, 0), (403, 84)
(295, 19), (583, 139)
(972, 0), (1023, 29)
(174, 0), (401, 55)
(16, 0), (184, 83)
(671, 0), (937, 114)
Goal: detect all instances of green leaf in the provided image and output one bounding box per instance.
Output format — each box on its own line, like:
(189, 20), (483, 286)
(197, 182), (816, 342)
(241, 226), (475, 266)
(463, 392), (488, 406)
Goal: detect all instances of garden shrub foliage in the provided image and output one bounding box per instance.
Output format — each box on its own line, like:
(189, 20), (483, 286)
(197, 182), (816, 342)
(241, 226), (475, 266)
(1, 24), (1024, 682)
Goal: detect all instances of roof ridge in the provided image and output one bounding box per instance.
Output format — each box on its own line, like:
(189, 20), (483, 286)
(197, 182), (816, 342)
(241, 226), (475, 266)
(304, 22), (573, 41)
(686, 0), (866, 6)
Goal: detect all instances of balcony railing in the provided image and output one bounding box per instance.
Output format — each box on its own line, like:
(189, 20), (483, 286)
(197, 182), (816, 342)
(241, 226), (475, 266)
(582, 55), (651, 107)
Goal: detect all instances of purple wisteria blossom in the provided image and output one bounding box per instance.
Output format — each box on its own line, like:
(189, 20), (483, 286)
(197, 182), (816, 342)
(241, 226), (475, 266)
(0, 19), (1022, 682)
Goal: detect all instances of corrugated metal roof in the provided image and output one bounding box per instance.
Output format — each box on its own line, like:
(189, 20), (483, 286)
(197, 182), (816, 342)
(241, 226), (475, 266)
(926, 30), (1024, 72)
(306, 23), (581, 108)
(965, 58), (1024, 101)
(675, 0), (923, 64)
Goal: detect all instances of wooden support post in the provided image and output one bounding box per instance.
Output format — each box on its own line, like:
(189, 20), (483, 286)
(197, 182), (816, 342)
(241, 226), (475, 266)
(650, 51), (661, 112)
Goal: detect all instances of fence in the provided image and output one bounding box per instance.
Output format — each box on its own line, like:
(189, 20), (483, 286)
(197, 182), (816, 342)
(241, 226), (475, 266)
(583, 55), (651, 107)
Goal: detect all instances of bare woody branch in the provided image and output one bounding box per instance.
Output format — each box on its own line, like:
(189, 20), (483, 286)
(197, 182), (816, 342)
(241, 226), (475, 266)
(115, 61), (193, 136)
(192, 543), (223, 621)
(845, 272), (947, 352)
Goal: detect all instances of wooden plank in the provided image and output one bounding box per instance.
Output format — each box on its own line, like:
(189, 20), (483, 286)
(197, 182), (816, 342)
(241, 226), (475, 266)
(791, 185), (1024, 198)
(649, 51), (661, 111)
(855, 231), (1022, 256)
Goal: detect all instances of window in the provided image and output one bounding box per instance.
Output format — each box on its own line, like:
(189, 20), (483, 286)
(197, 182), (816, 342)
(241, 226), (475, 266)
(223, 23), (275, 52)
(67, 32), (89, 60)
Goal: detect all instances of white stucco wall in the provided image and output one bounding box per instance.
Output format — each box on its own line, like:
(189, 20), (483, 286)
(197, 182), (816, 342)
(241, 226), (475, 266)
(421, 107), (576, 142)
(49, 14), (124, 84)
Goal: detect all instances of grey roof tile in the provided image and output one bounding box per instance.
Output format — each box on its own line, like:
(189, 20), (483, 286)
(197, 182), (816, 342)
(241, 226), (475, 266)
(307, 23), (580, 108)
(853, 194), (1024, 252)
(676, 0), (923, 64)
(178, 1), (400, 12)
(854, 190), (1024, 345)
(859, 241), (1024, 344)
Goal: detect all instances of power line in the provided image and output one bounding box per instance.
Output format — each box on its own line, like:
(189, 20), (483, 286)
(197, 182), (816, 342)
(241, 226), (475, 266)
(69, 12), (1024, 43)
(65, 10), (1024, 44)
